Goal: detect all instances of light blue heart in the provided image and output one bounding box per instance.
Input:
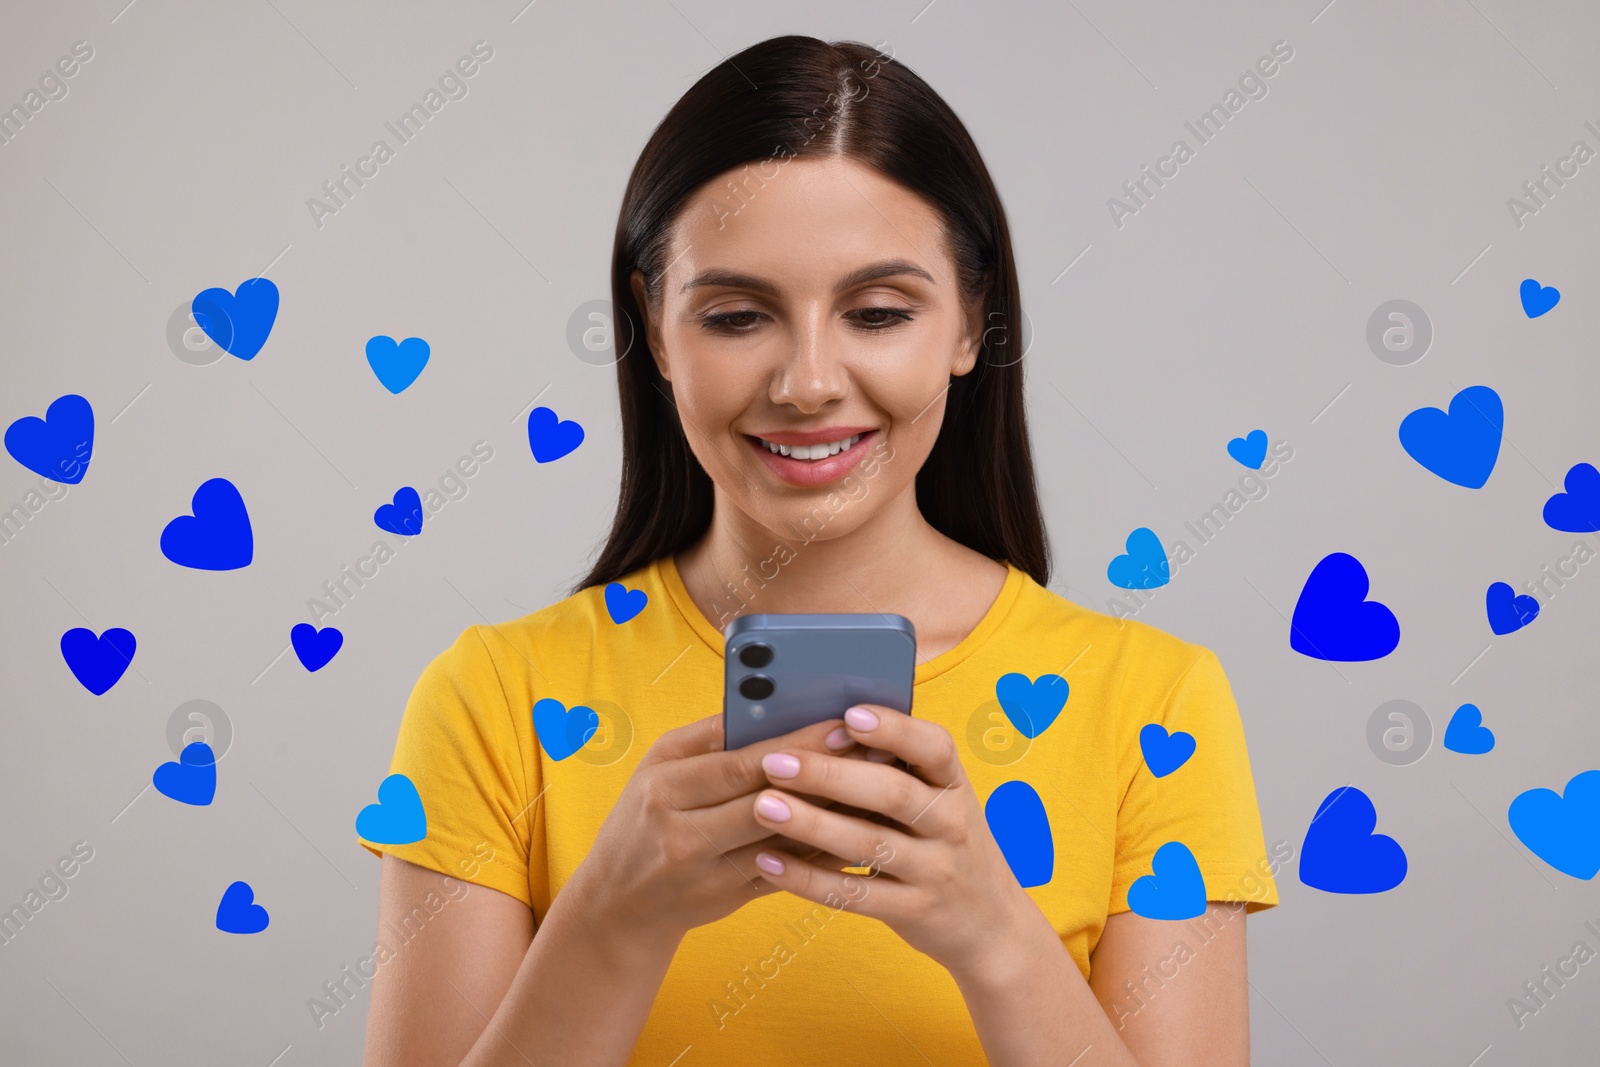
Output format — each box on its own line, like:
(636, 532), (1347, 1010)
(533, 698), (599, 761)
(1227, 429), (1268, 469)
(995, 673), (1068, 739)
(1128, 841), (1207, 920)
(366, 335), (430, 394)
(1443, 704), (1494, 755)
(1107, 527), (1170, 590)
(356, 773), (427, 844)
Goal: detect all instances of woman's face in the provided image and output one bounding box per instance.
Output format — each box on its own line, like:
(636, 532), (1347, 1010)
(632, 155), (984, 543)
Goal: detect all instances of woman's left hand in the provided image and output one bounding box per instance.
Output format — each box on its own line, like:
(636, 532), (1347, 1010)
(749, 703), (1053, 982)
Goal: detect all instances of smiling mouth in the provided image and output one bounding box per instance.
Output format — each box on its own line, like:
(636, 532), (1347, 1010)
(748, 432), (867, 461)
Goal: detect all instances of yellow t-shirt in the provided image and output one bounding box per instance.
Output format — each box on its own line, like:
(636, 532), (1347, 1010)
(359, 553), (1278, 1063)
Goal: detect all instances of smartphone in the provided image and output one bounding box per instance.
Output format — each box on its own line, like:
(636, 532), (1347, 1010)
(723, 612), (916, 749)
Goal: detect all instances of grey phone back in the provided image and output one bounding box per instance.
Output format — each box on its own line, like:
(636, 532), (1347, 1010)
(723, 612), (917, 750)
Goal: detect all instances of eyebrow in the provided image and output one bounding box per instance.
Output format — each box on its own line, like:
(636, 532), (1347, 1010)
(679, 258), (936, 297)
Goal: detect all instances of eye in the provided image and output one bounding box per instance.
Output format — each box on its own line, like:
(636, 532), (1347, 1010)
(700, 310), (763, 332)
(850, 306), (914, 330)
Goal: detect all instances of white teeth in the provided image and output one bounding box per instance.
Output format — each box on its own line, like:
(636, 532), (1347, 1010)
(760, 433), (861, 460)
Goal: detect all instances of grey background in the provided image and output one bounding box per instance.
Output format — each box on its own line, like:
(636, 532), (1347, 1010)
(2, 0), (1597, 1063)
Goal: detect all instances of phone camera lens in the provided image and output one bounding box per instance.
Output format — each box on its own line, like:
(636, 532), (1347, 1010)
(739, 675), (775, 700)
(738, 643), (774, 668)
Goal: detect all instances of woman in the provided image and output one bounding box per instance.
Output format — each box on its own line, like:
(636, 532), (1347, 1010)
(359, 35), (1277, 1066)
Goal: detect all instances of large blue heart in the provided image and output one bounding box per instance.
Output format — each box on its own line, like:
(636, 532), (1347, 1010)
(5, 393), (94, 484)
(1139, 723), (1196, 778)
(985, 780), (1054, 888)
(160, 478), (253, 570)
(1398, 385), (1503, 489)
(1509, 769), (1600, 880)
(1442, 704), (1495, 755)
(1299, 786), (1407, 894)
(1128, 840), (1206, 920)
(366, 335), (430, 394)
(356, 773), (427, 845)
(527, 406), (584, 463)
(1543, 462), (1600, 533)
(59, 626), (136, 695)
(374, 486), (424, 536)
(604, 582), (647, 624)
(1485, 581), (1539, 635)
(192, 278), (279, 360)
(1226, 429), (1268, 470)
(1520, 277), (1560, 318)
(533, 698), (599, 761)
(153, 742), (217, 806)
(1107, 527), (1170, 590)
(291, 623), (343, 672)
(1289, 552), (1400, 661)
(995, 672), (1069, 739)
(215, 881), (269, 934)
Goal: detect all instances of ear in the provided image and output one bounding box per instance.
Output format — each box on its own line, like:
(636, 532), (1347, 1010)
(630, 269), (671, 383)
(952, 293), (987, 378)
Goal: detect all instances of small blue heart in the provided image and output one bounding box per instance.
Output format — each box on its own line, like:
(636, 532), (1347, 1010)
(1398, 385), (1503, 489)
(1139, 724), (1196, 777)
(1520, 278), (1560, 318)
(366, 335), (430, 394)
(1299, 786), (1407, 894)
(192, 278), (279, 360)
(1290, 552), (1400, 661)
(291, 623), (343, 672)
(215, 881), (269, 934)
(533, 698), (599, 761)
(1128, 841), (1207, 919)
(527, 406), (584, 463)
(1486, 581), (1539, 635)
(1443, 704), (1495, 755)
(1226, 429), (1268, 470)
(1509, 769), (1600, 880)
(604, 583), (647, 624)
(153, 741), (217, 806)
(1107, 527), (1170, 590)
(5, 393), (94, 484)
(356, 773), (427, 845)
(985, 780), (1054, 888)
(160, 478), (253, 570)
(995, 673), (1069, 739)
(1543, 462), (1600, 533)
(374, 486), (424, 536)
(59, 626), (136, 695)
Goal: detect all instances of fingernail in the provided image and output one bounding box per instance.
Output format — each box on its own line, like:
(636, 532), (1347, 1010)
(845, 706), (879, 731)
(762, 752), (801, 778)
(824, 727), (852, 750)
(756, 851), (785, 875)
(757, 794), (792, 822)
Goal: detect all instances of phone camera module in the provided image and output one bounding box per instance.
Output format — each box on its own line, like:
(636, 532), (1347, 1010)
(738, 643), (774, 668)
(739, 675), (775, 700)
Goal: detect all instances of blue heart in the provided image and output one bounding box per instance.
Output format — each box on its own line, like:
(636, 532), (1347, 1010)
(1226, 429), (1268, 470)
(1485, 581), (1539, 635)
(153, 742), (217, 806)
(1290, 552), (1400, 661)
(1520, 278), (1560, 318)
(1128, 840), (1207, 919)
(1543, 462), (1600, 533)
(160, 478), (253, 570)
(59, 626), (136, 695)
(1299, 786), (1407, 894)
(1140, 724), (1196, 777)
(192, 278), (279, 360)
(527, 406), (584, 463)
(604, 582), (648, 624)
(985, 780), (1054, 888)
(291, 623), (343, 672)
(533, 698), (599, 761)
(215, 881), (269, 934)
(1509, 769), (1600, 880)
(1398, 385), (1503, 489)
(5, 393), (94, 484)
(366, 335), (430, 394)
(1443, 704), (1495, 755)
(1107, 527), (1170, 590)
(374, 486), (424, 536)
(995, 673), (1069, 739)
(356, 773), (427, 845)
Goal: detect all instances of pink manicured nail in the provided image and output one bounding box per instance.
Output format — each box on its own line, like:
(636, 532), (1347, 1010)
(756, 852), (785, 875)
(763, 752), (800, 778)
(845, 706), (879, 731)
(824, 727), (853, 750)
(757, 794), (792, 821)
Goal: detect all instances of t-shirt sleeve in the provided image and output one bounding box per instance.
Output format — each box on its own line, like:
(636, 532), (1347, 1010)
(1108, 645), (1280, 916)
(358, 624), (536, 909)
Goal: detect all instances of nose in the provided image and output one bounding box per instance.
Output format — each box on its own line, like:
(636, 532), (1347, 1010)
(769, 306), (849, 414)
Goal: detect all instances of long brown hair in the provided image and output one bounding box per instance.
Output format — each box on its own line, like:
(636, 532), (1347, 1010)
(571, 35), (1050, 595)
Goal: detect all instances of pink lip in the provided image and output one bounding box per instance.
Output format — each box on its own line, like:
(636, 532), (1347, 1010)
(746, 430), (877, 488)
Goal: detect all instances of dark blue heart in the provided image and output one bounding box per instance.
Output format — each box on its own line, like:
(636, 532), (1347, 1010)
(1520, 278), (1560, 318)
(192, 278), (279, 360)
(59, 627), (136, 695)
(1398, 385), (1503, 489)
(291, 623), (343, 671)
(153, 742), (217, 806)
(1543, 462), (1600, 533)
(215, 881), (269, 933)
(374, 486), (424, 536)
(1485, 581), (1539, 635)
(604, 583), (647, 624)
(527, 406), (584, 463)
(1139, 723), (1196, 778)
(1290, 552), (1400, 661)
(160, 478), (253, 570)
(5, 393), (94, 484)
(1299, 786), (1407, 894)
(985, 780), (1054, 888)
